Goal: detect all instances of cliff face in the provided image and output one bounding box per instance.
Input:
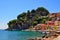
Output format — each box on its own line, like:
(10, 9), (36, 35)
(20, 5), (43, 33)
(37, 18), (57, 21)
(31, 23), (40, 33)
(7, 7), (49, 30)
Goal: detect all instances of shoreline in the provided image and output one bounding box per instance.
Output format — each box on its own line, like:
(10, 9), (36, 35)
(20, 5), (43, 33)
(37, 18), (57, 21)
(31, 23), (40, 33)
(28, 30), (60, 40)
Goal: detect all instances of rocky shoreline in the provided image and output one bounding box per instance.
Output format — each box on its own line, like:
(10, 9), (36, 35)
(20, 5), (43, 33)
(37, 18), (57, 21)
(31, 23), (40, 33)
(28, 31), (60, 40)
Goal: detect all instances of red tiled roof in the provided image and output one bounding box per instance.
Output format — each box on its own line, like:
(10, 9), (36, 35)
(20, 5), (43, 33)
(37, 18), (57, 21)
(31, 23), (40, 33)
(49, 12), (60, 17)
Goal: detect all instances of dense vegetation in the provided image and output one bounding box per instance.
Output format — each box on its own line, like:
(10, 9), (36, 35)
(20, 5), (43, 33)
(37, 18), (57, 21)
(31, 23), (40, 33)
(7, 7), (50, 30)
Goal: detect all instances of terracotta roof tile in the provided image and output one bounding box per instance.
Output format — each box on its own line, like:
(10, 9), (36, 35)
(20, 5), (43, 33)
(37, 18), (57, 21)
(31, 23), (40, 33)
(49, 12), (60, 17)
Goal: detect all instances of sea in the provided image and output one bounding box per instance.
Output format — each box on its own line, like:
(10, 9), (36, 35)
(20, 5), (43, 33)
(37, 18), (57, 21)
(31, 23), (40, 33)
(0, 30), (43, 40)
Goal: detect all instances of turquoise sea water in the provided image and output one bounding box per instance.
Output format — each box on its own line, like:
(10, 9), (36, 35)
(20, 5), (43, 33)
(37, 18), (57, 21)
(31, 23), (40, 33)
(0, 30), (43, 40)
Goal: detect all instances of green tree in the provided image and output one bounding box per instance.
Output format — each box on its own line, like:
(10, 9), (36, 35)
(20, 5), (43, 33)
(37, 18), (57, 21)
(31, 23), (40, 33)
(26, 10), (31, 19)
(7, 19), (17, 29)
(36, 7), (49, 16)
(31, 9), (36, 13)
(17, 12), (26, 20)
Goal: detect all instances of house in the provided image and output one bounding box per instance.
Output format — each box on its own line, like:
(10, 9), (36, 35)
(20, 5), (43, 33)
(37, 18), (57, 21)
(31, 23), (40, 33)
(46, 21), (54, 26)
(33, 12), (60, 31)
(48, 12), (60, 21)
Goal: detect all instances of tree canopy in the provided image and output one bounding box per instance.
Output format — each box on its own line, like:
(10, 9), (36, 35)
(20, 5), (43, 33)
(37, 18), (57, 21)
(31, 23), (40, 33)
(7, 7), (50, 30)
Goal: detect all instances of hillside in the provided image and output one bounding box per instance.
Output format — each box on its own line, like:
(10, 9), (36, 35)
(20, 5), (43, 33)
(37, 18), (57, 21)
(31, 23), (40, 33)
(7, 7), (50, 30)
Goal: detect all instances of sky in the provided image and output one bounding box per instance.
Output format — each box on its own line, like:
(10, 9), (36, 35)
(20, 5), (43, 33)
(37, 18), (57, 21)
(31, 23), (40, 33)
(0, 0), (60, 29)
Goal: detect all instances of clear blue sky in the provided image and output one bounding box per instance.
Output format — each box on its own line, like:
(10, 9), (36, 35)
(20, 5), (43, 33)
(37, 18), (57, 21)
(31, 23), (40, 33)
(0, 0), (60, 29)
